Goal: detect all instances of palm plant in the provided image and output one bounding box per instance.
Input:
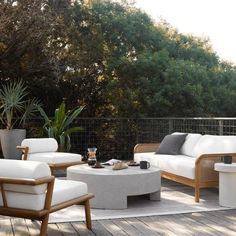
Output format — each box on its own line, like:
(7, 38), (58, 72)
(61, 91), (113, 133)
(0, 80), (41, 129)
(36, 101), (84, 152)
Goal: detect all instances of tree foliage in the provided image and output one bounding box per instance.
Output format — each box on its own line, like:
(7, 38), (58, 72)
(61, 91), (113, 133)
(1, 0), (236, 117)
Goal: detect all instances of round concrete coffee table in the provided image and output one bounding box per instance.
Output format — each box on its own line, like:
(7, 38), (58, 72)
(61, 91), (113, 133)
(67, 164), (161, 209)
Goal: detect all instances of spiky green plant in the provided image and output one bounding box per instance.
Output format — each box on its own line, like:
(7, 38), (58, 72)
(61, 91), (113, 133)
(0, 80), (41, 129)
(36, 101), (84, 152)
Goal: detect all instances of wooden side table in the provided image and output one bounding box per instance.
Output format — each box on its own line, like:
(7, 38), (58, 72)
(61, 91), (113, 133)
(215, 163), (236, 207)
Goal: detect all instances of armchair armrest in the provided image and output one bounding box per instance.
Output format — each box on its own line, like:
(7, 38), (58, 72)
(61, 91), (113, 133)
(16, 145), (29, 160)
(134, 143), (160, 153)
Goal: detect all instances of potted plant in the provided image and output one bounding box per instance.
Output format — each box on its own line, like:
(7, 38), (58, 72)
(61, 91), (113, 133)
(36, 101), (84, 152)
(0, 80), (41, 159)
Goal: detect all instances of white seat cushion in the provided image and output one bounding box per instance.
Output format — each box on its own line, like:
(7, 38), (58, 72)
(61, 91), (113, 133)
(27, 152), (82, 164)
(22, 138), (58, 153)
(52, 179), (88, 206)
(193, 135), (236, 157)
(0, 179), (88, 211)
(0, 159), (51, 194)
(134, 152), (196, 179)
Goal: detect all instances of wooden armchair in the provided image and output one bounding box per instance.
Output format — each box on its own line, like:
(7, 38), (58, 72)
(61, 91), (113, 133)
(0, 159), (94, 236)
(17, 138), (83, 173)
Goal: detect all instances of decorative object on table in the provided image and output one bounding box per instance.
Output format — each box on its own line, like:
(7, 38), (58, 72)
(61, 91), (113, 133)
(36, 101), (84, 152)
(112, 161), (128, 170)
(223, 155), (232, 164)
(0, 80), (41, 159)
(92, 161), (104, 168)
(140, 160), (150, 169)
(127, 160), (140, 166)
(87, 147), (97, 166)
(102, 159), (120, 166)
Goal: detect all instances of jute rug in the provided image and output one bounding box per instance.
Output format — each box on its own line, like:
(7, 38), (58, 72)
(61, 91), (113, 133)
(49, 180), (229, 223)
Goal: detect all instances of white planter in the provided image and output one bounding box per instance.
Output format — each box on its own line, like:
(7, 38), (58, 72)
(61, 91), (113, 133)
(0, 129), (26, 159)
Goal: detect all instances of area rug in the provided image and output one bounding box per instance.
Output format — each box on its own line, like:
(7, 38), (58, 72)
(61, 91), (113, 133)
(49, 180), (229, 223)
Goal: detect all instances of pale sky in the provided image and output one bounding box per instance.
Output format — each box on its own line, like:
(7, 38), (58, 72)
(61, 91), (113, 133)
(134, 0), (236, 64)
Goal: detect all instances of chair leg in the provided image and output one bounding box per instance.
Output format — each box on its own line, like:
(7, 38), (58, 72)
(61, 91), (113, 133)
(195, 186), (200, 203)
(40, 214), (49, 236)
(84, 199), (92, 230)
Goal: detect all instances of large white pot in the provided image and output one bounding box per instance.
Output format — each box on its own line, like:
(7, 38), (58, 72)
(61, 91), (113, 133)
(0, 129), (26, 159)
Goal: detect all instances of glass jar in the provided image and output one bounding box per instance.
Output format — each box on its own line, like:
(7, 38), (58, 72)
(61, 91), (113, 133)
(87, 147), (97, 166)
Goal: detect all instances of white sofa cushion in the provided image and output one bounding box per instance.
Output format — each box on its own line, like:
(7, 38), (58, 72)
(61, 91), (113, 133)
(21, 138), (58, 153)
(193, 135), (236, 157)
(0, 160), (51, 194)
(172, 132), (202, 157)
(52, 179), (88, 206)
(27, 152), (82, 164)
(0, 179), (88, 211)
(134, 152), (196, 179)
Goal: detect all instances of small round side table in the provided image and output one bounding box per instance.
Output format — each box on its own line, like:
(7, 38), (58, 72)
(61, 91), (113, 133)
(214, 163), (236, 207)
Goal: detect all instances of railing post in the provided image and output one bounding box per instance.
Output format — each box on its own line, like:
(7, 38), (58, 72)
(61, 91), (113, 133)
(169, 119), (173, 134)
(218, 120), (223, 135)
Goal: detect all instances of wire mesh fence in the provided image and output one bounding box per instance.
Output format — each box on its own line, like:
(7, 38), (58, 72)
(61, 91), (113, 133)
(2, 117), (236, 160)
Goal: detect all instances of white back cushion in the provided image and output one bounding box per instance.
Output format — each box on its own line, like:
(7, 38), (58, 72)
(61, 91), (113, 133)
(21, 138), (58, 153)
(172, 132), (202, 157)
(193, 135), (236, 157)
(0, 159), (51, 194)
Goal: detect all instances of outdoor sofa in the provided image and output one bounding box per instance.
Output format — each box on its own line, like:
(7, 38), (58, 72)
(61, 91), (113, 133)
(134, 133), (236, 202)
(0, 159), (94, 236)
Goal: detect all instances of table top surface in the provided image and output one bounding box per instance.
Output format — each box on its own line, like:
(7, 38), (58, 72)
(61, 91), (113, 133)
(67, 164), (160, 176)
(215, 163), (236, 172)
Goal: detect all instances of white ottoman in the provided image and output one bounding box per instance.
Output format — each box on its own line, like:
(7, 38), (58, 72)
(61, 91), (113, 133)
(215, 163), (236, 207)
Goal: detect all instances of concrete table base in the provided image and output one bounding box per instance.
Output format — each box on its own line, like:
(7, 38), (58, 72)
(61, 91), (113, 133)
(67, 165), (161, 209)
(215, 163), (236, 207)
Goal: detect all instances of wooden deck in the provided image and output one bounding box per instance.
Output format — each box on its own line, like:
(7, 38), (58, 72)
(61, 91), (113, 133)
(1, 209), (236, 235)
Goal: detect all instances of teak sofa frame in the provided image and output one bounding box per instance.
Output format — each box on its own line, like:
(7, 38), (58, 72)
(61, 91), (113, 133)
(0, 176), (94, 236)
(16, 146), (83, 173)
(134, 143), (236, 202)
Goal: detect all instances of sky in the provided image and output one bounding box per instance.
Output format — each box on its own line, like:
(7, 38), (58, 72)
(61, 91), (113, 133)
(134, 0), (236, 64)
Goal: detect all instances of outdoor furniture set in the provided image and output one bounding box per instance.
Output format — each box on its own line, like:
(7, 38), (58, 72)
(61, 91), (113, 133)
(1, 134), (236, 235)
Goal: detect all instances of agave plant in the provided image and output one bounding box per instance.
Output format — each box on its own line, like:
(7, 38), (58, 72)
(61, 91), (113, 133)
(36, 101), (84, 152)
(0, 80), (41, 129)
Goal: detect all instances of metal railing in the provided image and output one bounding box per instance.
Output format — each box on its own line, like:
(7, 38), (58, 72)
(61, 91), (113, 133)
(17, 117), (236, 161)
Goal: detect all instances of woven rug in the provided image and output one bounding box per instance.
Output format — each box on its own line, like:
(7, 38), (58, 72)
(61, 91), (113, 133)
(49, 180), (229, 223)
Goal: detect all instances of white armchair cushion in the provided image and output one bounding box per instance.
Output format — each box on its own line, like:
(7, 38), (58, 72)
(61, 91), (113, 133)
(52, 179), (88, 206)
(0, 192), (46, 211)
(27, 152), (82, 164)
(193, 135), (236, 157)
(0, 160), (51, 194)
(0, 179), (88, 211)
(21, 138), (58, 153)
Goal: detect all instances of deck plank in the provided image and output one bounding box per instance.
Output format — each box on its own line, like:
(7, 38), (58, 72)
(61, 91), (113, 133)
(99, 219), (129, 236)
(90, 221), (113, 236)
(25, 219), (41, 236)
(112, 218), (146, 236)
(47, 223), (63, 236)
(0, 219), (13, 236)
(11, 218), (30, 236)
(124, 217), (161, 236)
(71, 221), (96, 236)
(57, 223), (79, 236)
(139, 216), (177, 236)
